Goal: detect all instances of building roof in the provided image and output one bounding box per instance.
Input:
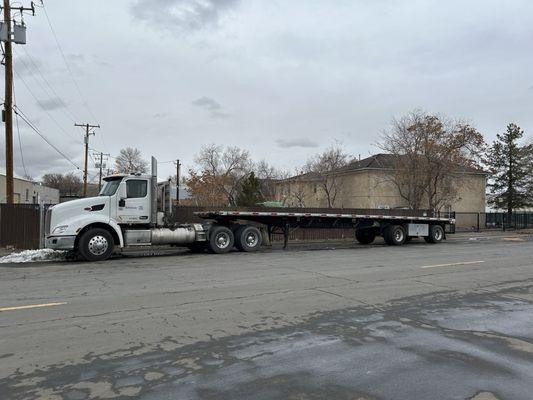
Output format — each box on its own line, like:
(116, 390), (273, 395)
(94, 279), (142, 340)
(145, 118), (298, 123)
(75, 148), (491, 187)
(281, 153), (486, 182)
(339, 153), (486, 174)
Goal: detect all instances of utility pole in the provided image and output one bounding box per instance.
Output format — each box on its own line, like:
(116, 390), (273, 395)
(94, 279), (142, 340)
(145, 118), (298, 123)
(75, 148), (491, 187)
(92, 151), (109, 192)
(75, 123), (99, 197)
(175, 159), (181, 205)
(1, 1), (34, 203)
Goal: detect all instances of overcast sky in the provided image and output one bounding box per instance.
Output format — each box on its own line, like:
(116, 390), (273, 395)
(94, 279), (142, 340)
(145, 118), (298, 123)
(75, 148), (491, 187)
(1, 0), (532, 182)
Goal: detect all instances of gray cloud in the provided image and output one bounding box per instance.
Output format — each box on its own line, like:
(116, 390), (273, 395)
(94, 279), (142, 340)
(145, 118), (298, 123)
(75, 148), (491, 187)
(192, 96), (229, 118)
(276, 138), (319, 149)
(13, 56), (43, 77)
(131, 0), (239, 33)
(37, 97), (66, 111)
(67, 54), (85, 62)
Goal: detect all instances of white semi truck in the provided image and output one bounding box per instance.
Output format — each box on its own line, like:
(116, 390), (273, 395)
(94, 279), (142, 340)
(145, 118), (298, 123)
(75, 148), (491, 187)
(45, 158), (455, 261)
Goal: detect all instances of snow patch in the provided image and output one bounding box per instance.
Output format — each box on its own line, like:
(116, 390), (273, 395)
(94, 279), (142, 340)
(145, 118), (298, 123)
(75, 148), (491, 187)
(0, 248), (67, 264)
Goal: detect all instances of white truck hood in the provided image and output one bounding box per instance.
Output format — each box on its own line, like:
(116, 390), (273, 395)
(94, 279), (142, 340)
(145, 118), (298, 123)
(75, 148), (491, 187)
(49, 197), (111, 235)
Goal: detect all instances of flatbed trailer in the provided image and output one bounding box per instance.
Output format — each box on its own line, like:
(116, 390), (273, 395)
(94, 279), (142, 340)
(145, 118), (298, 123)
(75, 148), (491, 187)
(44, 156), (456, 261)
(195, 209), (455, 250)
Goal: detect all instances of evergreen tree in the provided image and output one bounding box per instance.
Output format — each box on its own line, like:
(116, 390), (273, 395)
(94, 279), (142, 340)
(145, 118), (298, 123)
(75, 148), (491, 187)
(236, 172), (264, 206)
(486, 123), (533, 215)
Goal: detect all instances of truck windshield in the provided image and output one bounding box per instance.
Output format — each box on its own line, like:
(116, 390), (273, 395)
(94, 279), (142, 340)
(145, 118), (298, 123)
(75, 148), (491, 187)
(99, 177), (123, 196)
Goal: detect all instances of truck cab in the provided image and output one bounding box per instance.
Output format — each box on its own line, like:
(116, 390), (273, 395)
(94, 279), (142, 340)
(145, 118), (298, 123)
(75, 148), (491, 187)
(45, 158), (207, 261)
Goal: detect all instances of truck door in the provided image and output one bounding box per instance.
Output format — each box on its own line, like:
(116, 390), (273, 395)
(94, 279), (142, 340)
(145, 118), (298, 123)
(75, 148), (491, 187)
(116, 178), (151, 224)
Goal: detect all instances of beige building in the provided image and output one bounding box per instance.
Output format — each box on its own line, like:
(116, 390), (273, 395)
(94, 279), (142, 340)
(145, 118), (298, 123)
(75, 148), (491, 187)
(0, 174), (60, 204)
(275, 154), (486, 213)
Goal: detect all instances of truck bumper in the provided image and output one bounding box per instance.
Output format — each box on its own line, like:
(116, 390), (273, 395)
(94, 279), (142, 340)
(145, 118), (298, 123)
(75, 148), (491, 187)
(45, 235), (76, 250)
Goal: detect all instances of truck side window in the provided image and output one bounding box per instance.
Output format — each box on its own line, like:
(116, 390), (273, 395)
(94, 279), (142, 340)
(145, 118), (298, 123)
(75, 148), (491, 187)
(126, 180), (148, 198)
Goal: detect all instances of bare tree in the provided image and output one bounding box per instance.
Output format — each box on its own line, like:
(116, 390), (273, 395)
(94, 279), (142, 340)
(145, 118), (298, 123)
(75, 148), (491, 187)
(42, 172), (83, 196)
(379, 110), (484, 212)
(281, 168), (308, 207)
(255, 159), (285, 200)
(305, 144), (349, 208)
(191, 144), (253, 206)
(115, 147), (148, 174)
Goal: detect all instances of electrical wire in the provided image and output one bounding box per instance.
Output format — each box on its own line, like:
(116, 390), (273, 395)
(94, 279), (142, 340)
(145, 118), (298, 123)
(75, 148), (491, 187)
(13, 104), (81, 170)
(40, 1), (99, 123)
(13, 66), (81, 143)
(17, 45), (79, 122)
(12, 79), (28, 178)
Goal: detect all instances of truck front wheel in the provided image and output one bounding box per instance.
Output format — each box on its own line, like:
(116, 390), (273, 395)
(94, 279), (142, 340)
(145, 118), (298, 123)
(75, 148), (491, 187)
(235, 225), (262, 252)
(207, 226), (234, 254)
(78, 228), (114, 261)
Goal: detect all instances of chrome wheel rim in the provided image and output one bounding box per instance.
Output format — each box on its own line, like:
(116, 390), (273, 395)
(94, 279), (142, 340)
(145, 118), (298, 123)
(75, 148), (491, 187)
(215, 232), (230, 249)
(245, 232), (258, 247)
(434, 229), (443, 241)
(394, 229), (404, 242)
(88, 235), (109, 256)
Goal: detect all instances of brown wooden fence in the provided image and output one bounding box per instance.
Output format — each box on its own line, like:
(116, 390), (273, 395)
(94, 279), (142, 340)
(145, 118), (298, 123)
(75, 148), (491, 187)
(0, 204), (42, 249)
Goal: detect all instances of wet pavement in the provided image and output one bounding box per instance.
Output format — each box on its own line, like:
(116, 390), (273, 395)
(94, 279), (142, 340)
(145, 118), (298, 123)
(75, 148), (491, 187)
(1, 234), (533, 399)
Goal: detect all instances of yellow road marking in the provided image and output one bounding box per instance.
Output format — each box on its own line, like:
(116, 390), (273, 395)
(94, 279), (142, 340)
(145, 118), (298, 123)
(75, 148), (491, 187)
(503, 237), (525, 242)
(0, 302), (67, 312)
(420, 260), (485, 269)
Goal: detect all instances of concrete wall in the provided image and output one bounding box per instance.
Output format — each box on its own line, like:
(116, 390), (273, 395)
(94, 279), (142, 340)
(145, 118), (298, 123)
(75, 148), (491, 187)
(275, 169), (486, 213)
(0, 175), (59, 204)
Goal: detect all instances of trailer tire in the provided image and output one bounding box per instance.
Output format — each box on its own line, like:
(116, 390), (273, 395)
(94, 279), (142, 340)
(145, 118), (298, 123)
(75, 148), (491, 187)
(355, 229), (376, 245)
(383, 225), (406, 246)
(424, 225), (444, 244)
(208, 226), (234, 254)
(235, 225), (262, 252)
(78, 228), (114, 261)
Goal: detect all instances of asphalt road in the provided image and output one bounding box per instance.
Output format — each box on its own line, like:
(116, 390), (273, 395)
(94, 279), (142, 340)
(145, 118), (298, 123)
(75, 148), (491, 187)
(1, 233), (533, 399)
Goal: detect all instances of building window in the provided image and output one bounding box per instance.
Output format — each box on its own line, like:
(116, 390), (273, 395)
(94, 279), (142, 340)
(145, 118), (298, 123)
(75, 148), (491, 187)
(126, 180), (148, 198)
(25, 189), (29, 202)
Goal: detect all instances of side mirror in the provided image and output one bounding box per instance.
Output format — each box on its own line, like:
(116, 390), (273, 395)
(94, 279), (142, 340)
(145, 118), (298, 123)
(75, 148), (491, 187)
(119, 198), (126, 207)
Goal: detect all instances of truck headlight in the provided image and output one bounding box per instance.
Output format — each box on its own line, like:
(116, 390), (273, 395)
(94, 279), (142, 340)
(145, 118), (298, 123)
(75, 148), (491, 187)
(52, 225), (69, 234)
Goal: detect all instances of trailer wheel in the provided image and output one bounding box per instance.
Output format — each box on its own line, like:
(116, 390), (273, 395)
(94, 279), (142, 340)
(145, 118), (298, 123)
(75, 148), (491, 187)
(383, 225), (406, 246)
(355, 229), (376, 245)
(78, 228), (114, 261)
(235, 225), (262, 252)
(208, 226), (234, 254)
(424, 225), (444, 244)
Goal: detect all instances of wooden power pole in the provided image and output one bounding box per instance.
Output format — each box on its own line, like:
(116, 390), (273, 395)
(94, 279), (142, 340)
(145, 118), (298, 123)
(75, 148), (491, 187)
(3, 0), (13, 203)
(2, 0), (34, 203)
(75, 123), (99, 197)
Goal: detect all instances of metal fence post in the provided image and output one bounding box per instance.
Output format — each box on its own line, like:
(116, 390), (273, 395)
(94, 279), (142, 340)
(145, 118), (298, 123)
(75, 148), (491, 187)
(38, 204), (45, 249)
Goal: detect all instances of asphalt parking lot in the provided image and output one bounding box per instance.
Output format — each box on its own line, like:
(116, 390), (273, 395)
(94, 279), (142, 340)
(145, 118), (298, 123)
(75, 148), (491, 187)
(1, 233), (533, 399)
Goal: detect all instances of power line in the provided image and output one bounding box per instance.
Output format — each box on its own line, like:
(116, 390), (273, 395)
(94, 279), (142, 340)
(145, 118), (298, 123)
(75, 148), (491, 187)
(17, 45), (79, 122)
(12, 79), (28, 177)
(13, 104), (81, 170)
(13, 65), (81, 143)
(40, 1), (98, 123)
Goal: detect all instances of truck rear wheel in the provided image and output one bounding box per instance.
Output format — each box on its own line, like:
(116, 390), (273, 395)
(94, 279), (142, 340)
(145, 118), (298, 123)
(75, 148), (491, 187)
(424, 225), (444, 244)
(235, 225), (262, 252)
(78, 228), (114, 261)
(207, 226), (234, 254)
(355, 229), (376, 245)
(383, 225), (406, 246)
